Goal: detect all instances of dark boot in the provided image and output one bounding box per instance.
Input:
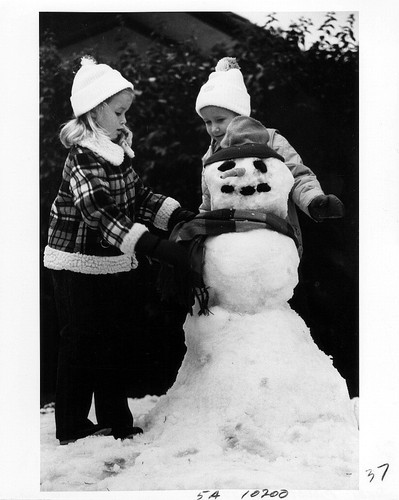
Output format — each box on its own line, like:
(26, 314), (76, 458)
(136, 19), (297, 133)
(59, 424), (112, 445)
(112, 426), (143, 440)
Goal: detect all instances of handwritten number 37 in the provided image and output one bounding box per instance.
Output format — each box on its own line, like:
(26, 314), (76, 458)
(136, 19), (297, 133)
(366, 463), (389, 482)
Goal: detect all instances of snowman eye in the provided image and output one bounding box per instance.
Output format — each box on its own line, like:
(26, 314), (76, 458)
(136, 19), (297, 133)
(253, 160), (267, 173)
(218, 161), (236, 172)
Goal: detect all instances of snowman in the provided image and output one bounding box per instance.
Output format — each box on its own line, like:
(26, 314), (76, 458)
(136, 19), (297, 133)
(121, 117), (358, 490)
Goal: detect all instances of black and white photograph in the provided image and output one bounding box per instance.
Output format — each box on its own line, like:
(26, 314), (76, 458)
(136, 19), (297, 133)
(1, 1), (399, 499)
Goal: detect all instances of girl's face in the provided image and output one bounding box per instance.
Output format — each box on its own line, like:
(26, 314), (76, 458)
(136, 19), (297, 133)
(200, 106), (239, 146)
(92, 90), (134, 141)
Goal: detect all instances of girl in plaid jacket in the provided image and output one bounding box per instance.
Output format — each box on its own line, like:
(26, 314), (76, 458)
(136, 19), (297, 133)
(44, 57), (193, 445)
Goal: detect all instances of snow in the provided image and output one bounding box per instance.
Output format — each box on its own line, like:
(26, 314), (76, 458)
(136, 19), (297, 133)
(39, 229), (359, 491)
(40, 155), (358, 493)
(41, 395), (359, 492)
(203, 231), (299, 311)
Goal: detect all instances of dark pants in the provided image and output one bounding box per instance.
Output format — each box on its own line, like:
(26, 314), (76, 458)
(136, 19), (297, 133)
(51, 269), (141, 441)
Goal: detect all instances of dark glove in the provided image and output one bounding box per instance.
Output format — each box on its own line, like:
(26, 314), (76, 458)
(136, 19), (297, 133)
(308, 195), (345, 221)
(135, 231), (191, 273)
(168, 207), (197, 231)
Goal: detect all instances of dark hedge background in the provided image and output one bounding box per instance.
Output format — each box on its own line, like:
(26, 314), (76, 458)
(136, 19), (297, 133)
(40, 13), (359, 405)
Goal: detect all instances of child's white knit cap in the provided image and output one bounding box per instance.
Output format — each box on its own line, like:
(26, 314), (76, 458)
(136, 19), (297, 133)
(70, 56), (134, 117)
(195, 57), (251, 117)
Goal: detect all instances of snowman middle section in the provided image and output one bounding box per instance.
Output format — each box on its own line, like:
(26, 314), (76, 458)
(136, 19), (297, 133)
(203, 229), (299, 313)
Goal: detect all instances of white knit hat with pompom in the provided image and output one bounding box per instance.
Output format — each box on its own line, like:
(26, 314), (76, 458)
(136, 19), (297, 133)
(195, 57), (251, 117)
(70, 56), (134, 117)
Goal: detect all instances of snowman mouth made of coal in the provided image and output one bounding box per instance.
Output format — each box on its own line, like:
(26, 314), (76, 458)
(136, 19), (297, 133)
(204, 156), (294, 219)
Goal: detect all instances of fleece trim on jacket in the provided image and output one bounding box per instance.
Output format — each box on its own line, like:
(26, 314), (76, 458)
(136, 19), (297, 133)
(44, 246), (138, 274)
(79, 134), (126, 166)
(120, 222), (148, 255)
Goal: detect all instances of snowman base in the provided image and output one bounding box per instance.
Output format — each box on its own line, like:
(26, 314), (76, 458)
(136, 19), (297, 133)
(136, 305), (358, 490)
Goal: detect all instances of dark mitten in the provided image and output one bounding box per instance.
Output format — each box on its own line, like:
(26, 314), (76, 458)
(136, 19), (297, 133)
(308, 195), (345, 221)
(168, 207), (197, 231)
(135, 231), (191, 273)
(134, 231), (161, 256)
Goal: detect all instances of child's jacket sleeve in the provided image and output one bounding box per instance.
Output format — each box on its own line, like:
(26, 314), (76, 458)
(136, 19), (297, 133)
(73, 156), (175, 242)
(199, 145), (213, 212)
(268, 129), (324, 216)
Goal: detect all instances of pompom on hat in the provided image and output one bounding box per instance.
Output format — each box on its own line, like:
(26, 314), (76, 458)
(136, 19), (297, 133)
(204, 116), (284, 166)
(70, 56), (134, 117)
(195, 57), (251, 117)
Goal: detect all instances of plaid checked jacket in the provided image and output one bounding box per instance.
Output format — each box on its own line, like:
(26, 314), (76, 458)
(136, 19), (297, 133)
(44, 136), (180, 274)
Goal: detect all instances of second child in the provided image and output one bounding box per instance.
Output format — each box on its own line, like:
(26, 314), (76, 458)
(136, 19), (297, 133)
(195, 57), (344, 257)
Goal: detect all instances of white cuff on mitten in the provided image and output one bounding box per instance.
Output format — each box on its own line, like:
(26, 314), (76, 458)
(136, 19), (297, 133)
(120, 223), (148, 255)
(154, 197), (181, 230)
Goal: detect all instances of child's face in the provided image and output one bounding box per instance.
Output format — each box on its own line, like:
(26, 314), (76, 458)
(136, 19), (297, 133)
(93, 90), (134, 141)
(200, 106), (238, 146)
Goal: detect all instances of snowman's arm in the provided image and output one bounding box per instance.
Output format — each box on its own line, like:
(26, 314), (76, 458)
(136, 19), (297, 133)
(270, 131), (325, 217)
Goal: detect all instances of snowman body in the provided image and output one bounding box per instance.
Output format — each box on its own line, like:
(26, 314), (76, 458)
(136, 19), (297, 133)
(139, 155), (358, 488)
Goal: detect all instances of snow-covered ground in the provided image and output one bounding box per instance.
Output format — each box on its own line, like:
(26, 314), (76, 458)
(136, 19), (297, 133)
(40, 395), (359, 493)
(40, 396), (157, 491)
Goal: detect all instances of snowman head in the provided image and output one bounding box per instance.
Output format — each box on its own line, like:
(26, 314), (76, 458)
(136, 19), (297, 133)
(204, 116), (294, 219)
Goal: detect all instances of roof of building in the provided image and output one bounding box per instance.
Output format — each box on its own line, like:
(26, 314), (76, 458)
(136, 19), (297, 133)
(39, 12), (253, 57)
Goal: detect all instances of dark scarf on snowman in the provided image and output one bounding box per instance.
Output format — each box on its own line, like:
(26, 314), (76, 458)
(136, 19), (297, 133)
(158, 208), (299, 316)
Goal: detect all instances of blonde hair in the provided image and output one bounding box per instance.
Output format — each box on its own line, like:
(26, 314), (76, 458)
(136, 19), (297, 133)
(60, 88), (134, 148)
